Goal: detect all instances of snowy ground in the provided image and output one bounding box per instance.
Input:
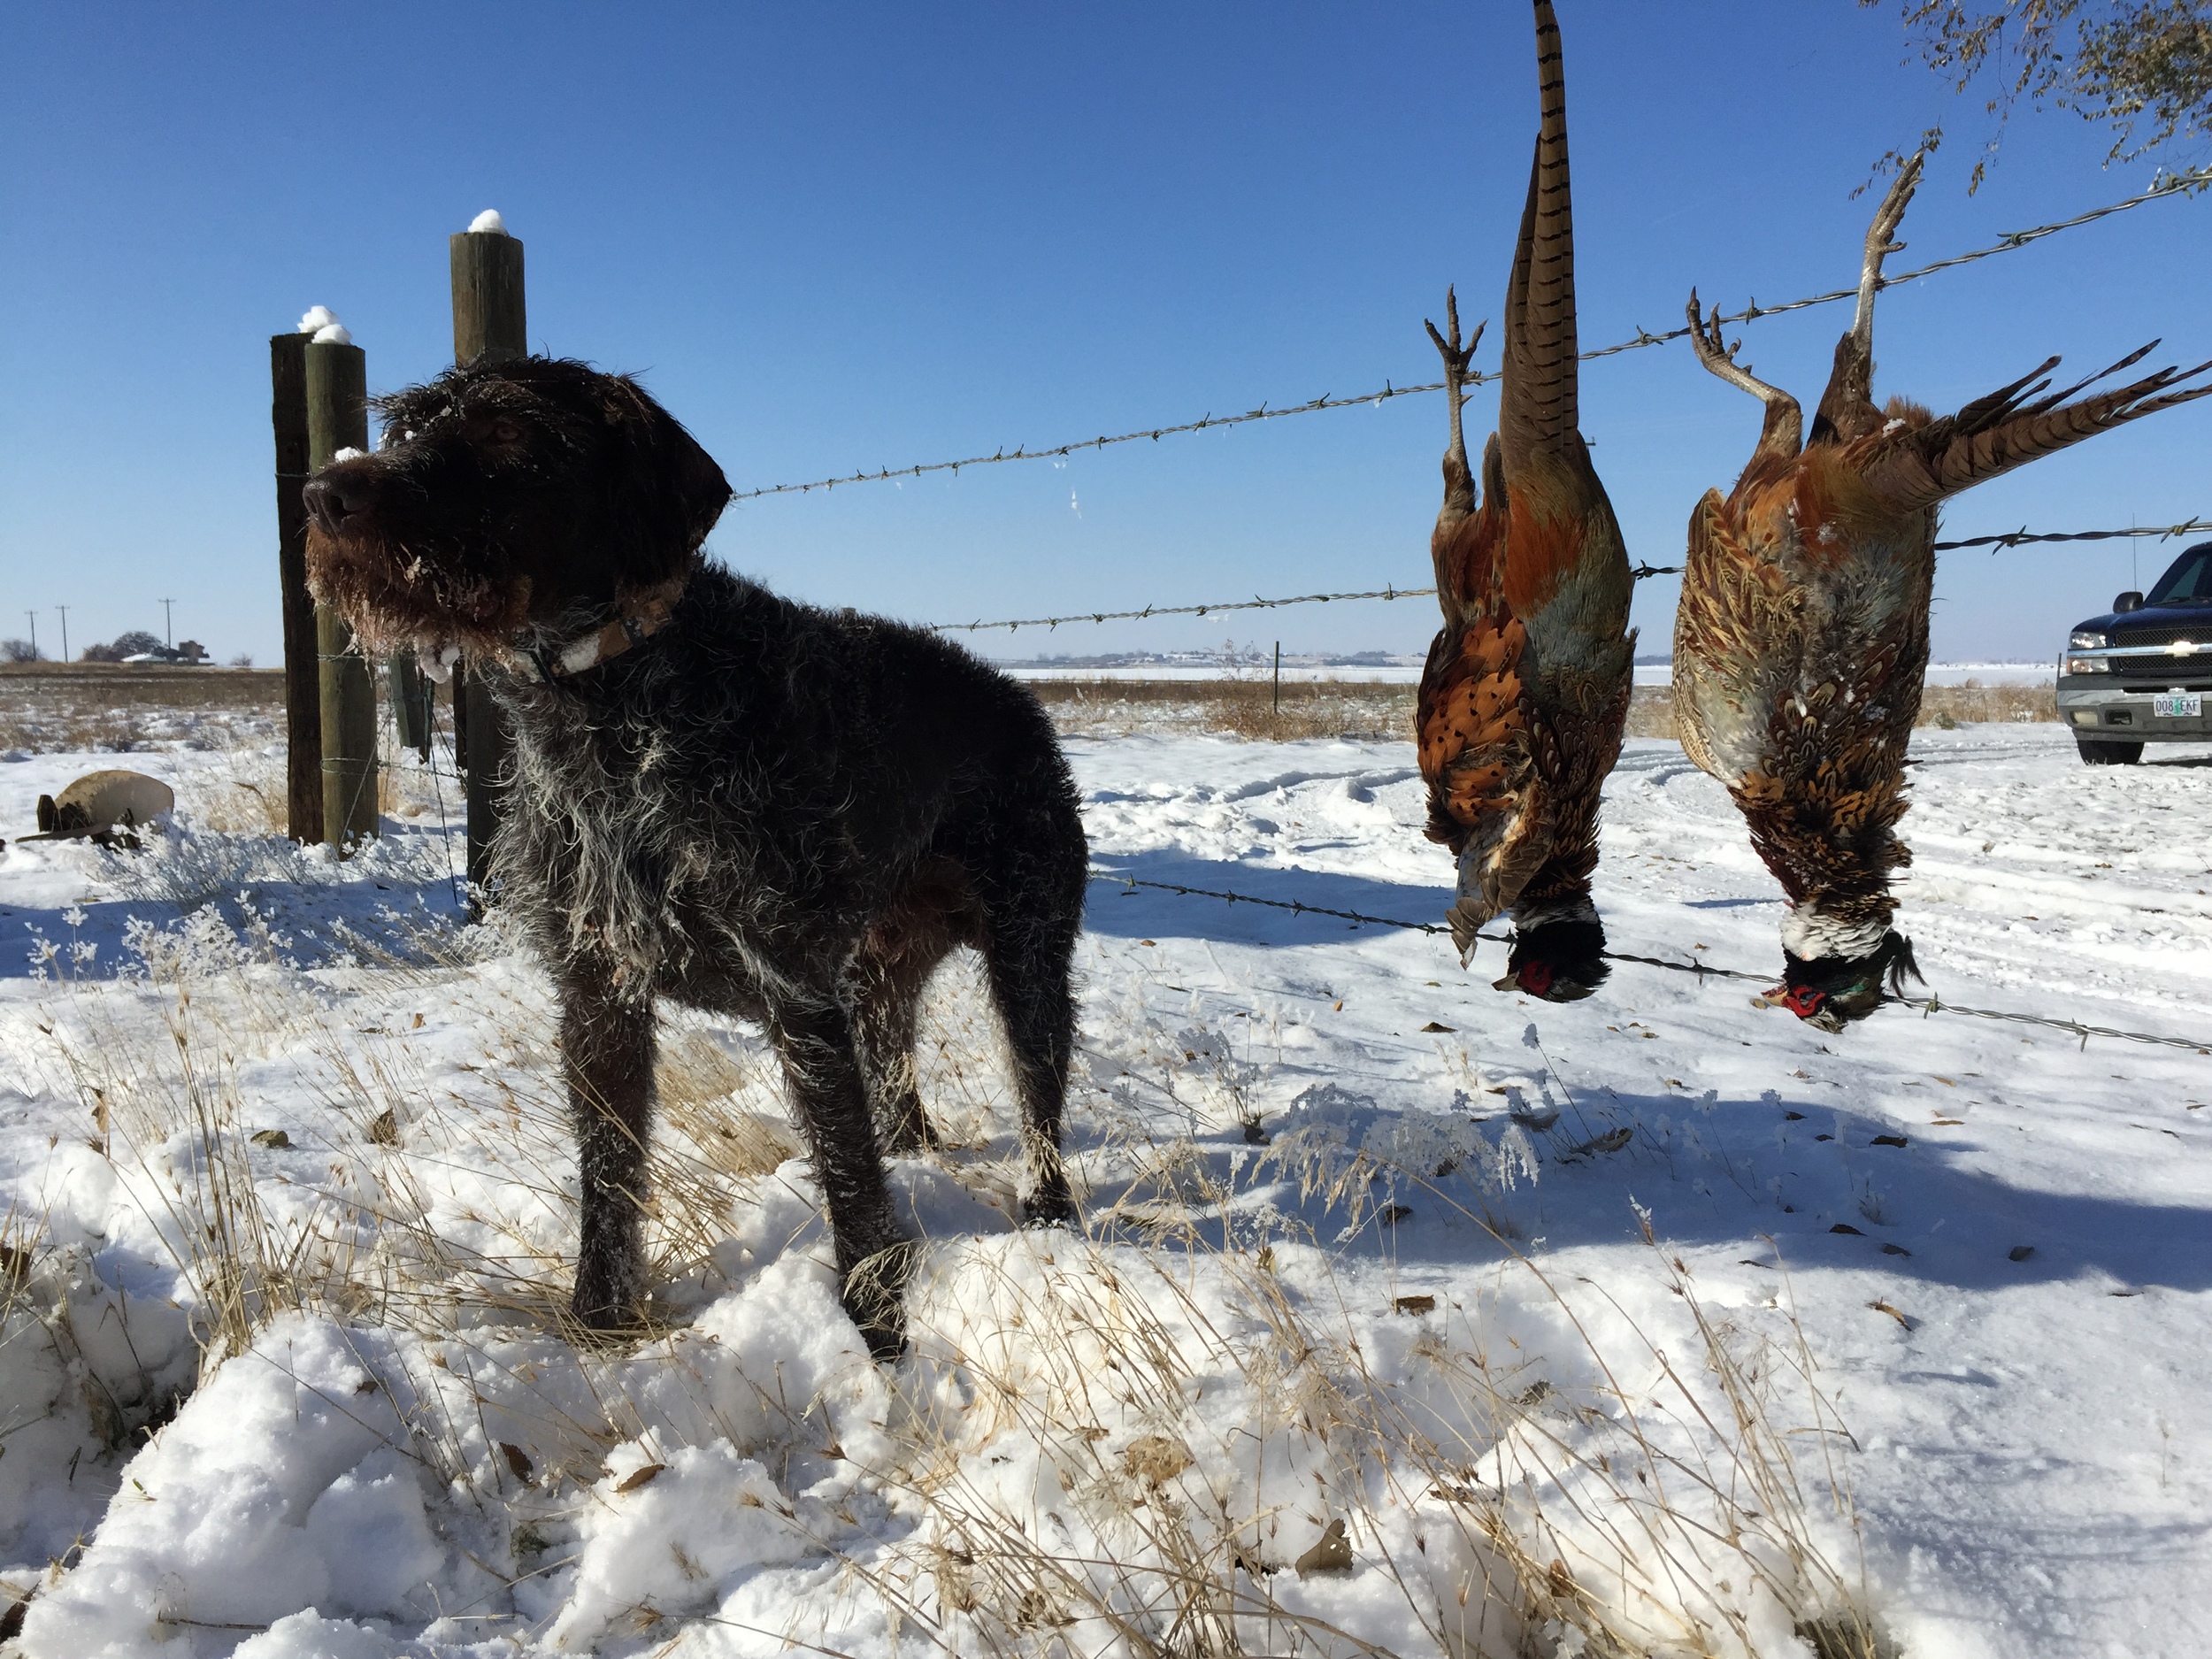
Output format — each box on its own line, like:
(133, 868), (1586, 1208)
(1, 724), (2207, 1658)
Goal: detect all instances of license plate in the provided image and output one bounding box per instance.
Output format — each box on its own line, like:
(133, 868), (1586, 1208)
(2153, 693), (2202, 718)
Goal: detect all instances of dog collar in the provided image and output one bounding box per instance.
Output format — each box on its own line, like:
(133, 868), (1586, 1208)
(507, 579), (687, 683)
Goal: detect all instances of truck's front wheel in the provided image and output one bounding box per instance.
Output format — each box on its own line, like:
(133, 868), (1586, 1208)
(2076, 737), (2144, 765)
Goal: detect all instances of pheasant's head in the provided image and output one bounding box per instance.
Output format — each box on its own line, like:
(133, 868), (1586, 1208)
(1494, 918), (1609, 1002)
(1765, 932), (1920, 1032)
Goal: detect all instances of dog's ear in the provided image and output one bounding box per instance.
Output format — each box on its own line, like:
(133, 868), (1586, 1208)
(601, 377), (733, 572)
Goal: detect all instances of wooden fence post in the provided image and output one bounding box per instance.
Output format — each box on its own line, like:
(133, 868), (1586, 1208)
(305, 335), (379, 850)
(270, 332), (323, 843)
(450, 218), (526, 906)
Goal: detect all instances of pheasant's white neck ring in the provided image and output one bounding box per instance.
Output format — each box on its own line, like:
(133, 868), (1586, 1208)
(1779, 903), (1890, 964)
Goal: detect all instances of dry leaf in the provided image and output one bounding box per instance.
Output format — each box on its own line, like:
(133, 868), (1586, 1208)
(2008, 1245), (2035, 1262)
(1393, 1294), (1437, 1316)
(1868, 1300), (1912, 1329)
(1294, 1517), (1353, 1578)
(614, 1463), (665, 1494)
(250, 1129), (291, 1149)
(367, 1110), (398, 1146)
(1870, 1133), (1909, 1148)
(1419, 1021), (1455, 1033)
(500, 1442), (534, 1481)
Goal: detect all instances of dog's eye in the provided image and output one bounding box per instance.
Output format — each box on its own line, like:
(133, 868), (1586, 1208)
(490, 419), (523, 444)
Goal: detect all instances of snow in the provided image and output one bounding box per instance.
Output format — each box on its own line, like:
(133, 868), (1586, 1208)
(297, 306), (338, 335)
(1, 722), (2207, 1656)
(466, 210), (506, 235)
(311, 323), (353, 346)
(333, 447), (365, 465)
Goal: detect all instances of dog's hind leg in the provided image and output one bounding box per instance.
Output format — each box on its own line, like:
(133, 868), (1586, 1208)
(979, 871), (1083, 1228)
(560, 973), (657, 1332)
(767, 994), (914, 1360)
(849, 944), (941, 1156)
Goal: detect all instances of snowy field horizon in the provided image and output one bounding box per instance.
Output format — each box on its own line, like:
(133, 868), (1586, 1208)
(1, 708), (2206, 1657)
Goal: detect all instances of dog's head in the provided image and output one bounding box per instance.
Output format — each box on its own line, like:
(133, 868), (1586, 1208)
(303, 357), (731, 664)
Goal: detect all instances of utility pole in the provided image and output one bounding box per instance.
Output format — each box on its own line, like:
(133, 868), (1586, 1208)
(160, 598), (175, 649)
(24, 612), (35, 661)
(56, 606), (68, 664)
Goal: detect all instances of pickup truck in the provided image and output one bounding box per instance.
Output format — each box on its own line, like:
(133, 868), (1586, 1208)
(2056, 540), (2212, 764)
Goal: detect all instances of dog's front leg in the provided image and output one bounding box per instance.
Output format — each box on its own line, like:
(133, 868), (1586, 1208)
(767, 995), (911, 1362)
(561, 972), (656, 1331)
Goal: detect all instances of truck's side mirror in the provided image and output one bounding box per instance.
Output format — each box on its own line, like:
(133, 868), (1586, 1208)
(2114, 590), (2144, 613)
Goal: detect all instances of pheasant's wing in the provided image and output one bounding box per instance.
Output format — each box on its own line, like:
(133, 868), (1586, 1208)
(1418, 611), (1531, 844)
(1671, 487), (1793, 785)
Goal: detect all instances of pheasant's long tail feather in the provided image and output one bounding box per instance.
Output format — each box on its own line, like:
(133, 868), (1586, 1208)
(1913, 351), (2212, 508)
(1501, 0), (1577, 464)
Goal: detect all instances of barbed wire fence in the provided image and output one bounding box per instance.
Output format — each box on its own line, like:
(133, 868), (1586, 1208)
(924, 519), (2212, 634)
(732, 164), (2212, 505)
(1087, 872), (2211, 1055)
(384, 163), (2212, 1064)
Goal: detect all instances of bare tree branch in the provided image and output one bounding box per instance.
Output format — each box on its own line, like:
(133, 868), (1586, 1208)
(1863, 1), (2212, 189)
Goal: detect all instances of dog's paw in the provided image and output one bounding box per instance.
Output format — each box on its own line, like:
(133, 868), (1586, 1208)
(1020, 1186), (1079, 1230)
(570, 1267), (645, 1336)
(855, 1313), (909, 1365)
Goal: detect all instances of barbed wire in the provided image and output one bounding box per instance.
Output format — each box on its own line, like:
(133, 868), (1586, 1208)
(1088, 871), (2210, 1054)
(926, 515), (2205, 634)
(1932, 517), (2212, 552)
(736, 165), (2212, 504)
(932, 567), (1693, 636)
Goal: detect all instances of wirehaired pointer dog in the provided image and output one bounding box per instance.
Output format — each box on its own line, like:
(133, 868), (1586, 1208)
(303, 357), (1087, 1358)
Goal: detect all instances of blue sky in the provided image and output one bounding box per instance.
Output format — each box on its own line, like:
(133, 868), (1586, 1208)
(4, 1), (2207, 667)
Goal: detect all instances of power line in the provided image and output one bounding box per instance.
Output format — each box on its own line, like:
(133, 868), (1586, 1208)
(1087, 872), (2209, 1054)
(734, 165), (2212, 504)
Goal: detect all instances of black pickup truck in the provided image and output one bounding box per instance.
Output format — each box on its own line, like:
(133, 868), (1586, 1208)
(2056, 541), (2212, 764)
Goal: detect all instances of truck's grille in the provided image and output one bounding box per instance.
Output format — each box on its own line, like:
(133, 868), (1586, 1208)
(2111, 622), (2212, 648)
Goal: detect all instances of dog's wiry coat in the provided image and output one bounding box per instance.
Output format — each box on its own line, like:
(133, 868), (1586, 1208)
(303, 357), (1087, 1357)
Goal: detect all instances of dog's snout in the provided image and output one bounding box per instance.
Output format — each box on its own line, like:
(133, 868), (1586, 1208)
(303, 474), (370, 534)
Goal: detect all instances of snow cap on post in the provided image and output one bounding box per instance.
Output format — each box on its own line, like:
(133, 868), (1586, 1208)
(467, 208), (508, 235)
(298, 305), (350, 345)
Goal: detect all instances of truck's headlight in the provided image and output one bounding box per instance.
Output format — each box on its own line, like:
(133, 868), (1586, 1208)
(2064, 655), (2112, 674)
(2070, 630), (2111, 649)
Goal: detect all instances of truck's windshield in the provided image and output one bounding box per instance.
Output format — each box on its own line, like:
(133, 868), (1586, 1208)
(2146, 544), (2212, 605)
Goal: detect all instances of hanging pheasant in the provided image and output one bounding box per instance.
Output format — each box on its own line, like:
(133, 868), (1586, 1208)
(1416, 0), (1636, 1002)
(1675, 151), (2212, 1030)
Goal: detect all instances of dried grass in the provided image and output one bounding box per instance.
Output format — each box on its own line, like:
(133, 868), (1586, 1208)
(1033, 677), (2054, 746)
(12, 900), (1885, 1655)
